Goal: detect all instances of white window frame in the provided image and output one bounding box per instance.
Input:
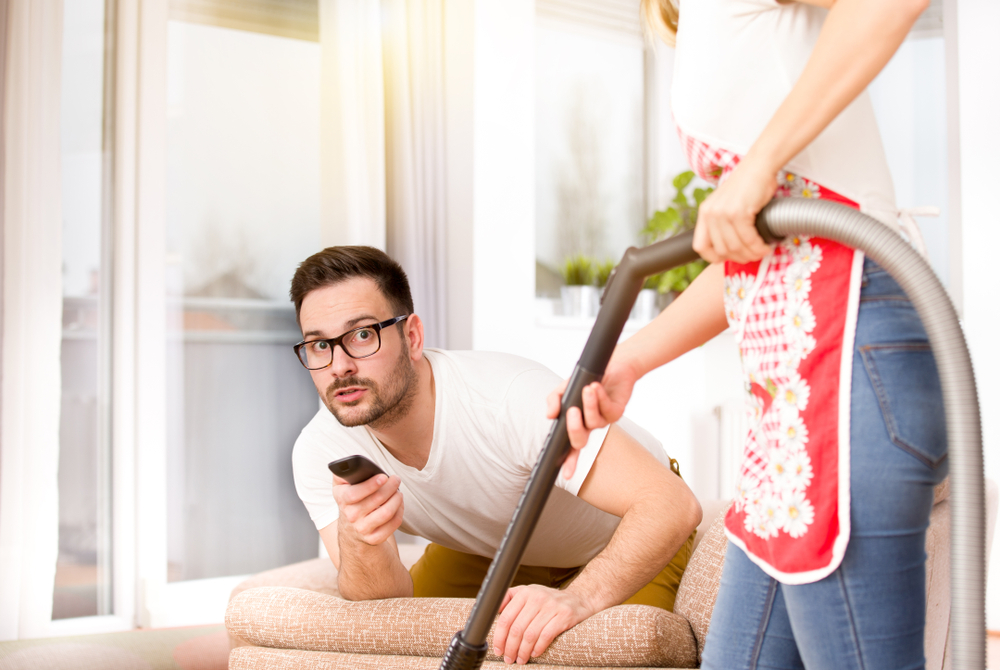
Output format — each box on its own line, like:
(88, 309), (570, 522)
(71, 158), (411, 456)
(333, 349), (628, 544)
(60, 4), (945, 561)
(22, 0), (242, 632)
(47, 0), (171, 635)
(110, 0), (248, 629)
(115, 0), (169, 629)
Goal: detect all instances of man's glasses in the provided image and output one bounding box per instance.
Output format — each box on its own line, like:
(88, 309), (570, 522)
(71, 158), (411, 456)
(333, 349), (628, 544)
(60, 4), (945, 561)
(294, 315), (408, 370)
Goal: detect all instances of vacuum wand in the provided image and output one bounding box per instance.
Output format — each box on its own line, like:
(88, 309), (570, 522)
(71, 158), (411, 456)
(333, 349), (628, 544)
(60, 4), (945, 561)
(439, 232), (701, 670)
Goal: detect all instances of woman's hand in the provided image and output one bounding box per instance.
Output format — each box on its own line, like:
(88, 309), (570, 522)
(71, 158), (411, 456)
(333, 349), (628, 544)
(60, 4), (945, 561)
(690, 0), (927, 266)
(545, 358), (640, 478)
(693, 157), (778, 264)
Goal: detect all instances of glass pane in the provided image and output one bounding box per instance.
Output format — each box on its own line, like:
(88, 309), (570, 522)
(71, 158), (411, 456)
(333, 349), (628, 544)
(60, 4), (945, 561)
(165, 20), (322, 582)
(535, 25), (645, 296)
(55, 0), (112, 619)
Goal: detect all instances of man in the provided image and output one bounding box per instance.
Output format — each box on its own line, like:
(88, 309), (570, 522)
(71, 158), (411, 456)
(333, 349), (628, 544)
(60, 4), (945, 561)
(290, 246), (701, 666)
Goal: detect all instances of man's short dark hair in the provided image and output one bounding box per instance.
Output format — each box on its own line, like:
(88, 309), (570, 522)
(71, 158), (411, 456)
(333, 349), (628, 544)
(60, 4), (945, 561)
(290, 246), (414, 320)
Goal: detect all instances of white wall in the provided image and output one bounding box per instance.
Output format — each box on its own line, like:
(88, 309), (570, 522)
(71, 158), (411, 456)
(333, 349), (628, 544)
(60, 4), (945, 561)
(951, 0), (1000, 630)
(442, 0), (537, 355)
(469, 0), (536, 355)
(869, 37), (950, 286)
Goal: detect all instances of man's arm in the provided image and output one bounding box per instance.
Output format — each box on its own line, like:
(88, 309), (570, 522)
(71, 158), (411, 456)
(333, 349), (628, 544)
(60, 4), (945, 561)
(492, 425), (701, 664)
(322, 473), (414, 600)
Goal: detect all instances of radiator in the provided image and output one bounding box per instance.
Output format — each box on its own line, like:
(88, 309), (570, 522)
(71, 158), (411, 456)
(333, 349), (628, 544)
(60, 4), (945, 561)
(690, 398), (747, 501)
(714, 399), (747, 502)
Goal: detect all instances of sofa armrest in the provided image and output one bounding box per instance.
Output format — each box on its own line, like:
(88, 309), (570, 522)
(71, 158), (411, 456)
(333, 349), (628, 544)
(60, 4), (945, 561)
(226, 587), (698, 668)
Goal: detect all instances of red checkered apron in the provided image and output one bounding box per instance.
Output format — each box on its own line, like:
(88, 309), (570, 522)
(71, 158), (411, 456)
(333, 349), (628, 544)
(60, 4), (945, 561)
(680, 131), (864, 583)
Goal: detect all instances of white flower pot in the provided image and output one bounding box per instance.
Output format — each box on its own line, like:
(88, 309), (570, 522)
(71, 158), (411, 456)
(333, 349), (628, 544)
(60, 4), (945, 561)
(630, 288), (660, 322)
(561, 285), (600, 317)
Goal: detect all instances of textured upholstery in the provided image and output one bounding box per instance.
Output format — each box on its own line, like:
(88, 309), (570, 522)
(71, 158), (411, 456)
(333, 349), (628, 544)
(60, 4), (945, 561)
(230, 557), (341, 602)
(226, 589), (698, 668)
(673, 503), (730, 662)
(226, 483), (983, 670)
(229, 646), (678, 670)
(924, 492), (951, 670)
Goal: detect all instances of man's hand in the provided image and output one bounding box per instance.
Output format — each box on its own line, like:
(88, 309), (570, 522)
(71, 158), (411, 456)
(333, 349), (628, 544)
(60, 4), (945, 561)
(333, 473), (405, 546)
(490, 426), (701, 664)
(493, 585), (594, 665)
(327, 473), (413, 601)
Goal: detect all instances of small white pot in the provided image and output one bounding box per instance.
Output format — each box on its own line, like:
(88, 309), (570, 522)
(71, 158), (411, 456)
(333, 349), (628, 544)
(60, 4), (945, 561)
(561, 285), (600, 317)
(630, 288), (660, 322)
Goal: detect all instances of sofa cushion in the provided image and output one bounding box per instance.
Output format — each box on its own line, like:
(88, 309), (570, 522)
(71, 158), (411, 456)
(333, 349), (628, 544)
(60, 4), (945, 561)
(226, 588), (698, 668)
(230, 557), (341, 603)
(672, 502), (730, 662)
(229, 646), (685, 670)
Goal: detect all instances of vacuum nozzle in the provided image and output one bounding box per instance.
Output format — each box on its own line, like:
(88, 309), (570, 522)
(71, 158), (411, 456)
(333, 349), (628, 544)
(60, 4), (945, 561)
(439, 631), (488, 670)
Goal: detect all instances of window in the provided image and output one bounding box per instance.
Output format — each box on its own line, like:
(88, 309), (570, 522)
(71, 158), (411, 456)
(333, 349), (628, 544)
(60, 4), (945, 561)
(534, 2), (646, 297)
(55, 0), (114, 621)
(164, 17), (322, 586)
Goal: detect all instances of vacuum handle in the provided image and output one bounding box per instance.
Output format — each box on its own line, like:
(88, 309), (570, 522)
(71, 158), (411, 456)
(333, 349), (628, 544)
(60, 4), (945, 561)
(576, 215), (779, 381)
(442, 231), (703, 669)
(458, 363), (601, 645)
(577, 231), (700, 373)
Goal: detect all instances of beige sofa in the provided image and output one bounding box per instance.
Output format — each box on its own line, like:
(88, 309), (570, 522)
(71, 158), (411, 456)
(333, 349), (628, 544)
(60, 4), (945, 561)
(225, 480), (994, 669)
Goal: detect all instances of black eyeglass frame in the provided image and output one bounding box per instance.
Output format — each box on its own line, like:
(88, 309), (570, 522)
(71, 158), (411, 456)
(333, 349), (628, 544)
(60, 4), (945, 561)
(293, 315), (409, 370)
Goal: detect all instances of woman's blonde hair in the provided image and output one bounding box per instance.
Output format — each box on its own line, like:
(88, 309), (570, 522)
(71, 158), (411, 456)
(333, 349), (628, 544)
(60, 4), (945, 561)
(640, 0), (679, 47)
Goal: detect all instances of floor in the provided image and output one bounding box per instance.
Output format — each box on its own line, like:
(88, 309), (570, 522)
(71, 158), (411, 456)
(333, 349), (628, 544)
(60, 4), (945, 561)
(0, 625), (229, 670)
(1, 624), (996, 668)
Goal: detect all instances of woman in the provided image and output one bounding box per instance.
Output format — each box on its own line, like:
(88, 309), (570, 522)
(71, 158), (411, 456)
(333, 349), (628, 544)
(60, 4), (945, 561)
(550, 0), (946, 667)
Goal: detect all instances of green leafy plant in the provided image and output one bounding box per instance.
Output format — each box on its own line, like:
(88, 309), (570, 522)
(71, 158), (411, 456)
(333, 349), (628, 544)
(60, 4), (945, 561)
(641, 170), (711, 294)
(656, 262), (706, 293)
(561, 254), (595, 286)
(642, 171), (713, 241)
(595, 259), (616, 288)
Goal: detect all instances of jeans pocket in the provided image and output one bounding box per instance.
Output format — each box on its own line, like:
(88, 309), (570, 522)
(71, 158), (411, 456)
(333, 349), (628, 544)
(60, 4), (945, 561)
(860, 344), (947, 468)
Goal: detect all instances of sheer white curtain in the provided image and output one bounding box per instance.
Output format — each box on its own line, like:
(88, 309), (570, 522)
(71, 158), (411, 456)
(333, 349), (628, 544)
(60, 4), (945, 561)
(318, 0), (386, 251)
(319, 0), (448, 347)
(0, 0), (64, 640)
(382, 0), (448, 348)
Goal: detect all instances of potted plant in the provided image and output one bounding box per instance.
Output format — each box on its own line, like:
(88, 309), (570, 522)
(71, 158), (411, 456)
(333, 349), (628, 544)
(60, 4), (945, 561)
(630, 273), (662, 322)
(640, 170), (711, 314)
(560, 254), (598, 317)
(595, 259), (616, 290)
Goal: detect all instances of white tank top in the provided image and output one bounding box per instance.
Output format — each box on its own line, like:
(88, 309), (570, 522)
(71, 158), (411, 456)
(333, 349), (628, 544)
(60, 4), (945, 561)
(671, 0), (898, 226)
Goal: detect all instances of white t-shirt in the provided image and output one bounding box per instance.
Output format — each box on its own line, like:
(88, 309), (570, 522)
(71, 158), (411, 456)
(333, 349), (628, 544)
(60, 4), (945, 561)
(672, 0), (898, 226)
(292, 349), (673, 568)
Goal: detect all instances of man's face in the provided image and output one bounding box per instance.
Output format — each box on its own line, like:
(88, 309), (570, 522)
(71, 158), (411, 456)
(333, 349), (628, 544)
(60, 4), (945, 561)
(298, 277), (417, 429)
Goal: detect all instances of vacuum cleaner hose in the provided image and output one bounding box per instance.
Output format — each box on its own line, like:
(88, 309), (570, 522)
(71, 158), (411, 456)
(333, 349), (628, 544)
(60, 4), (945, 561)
(440, 198), (984, 670)
(756, 198), (985, 670)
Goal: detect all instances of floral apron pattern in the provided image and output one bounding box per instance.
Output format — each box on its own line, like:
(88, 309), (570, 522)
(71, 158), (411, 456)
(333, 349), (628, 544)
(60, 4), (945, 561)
(679, 130), (864, 583)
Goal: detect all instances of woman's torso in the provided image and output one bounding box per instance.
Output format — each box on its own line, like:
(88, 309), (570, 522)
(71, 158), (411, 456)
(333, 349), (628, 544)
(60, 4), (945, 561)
(671, 0), (898, 226)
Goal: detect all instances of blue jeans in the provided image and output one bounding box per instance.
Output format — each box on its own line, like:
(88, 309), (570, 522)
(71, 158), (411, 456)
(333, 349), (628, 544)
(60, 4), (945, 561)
(701, 258), (949, 670)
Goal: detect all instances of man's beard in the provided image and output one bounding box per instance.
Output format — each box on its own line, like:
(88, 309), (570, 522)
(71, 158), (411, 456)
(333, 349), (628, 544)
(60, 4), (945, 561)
(323, 347), (418, 430)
